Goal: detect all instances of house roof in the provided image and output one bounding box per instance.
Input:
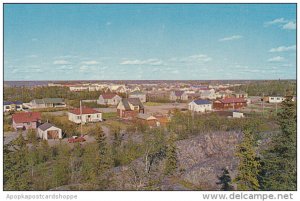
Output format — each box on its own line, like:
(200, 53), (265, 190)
(193, 100), (211, 105)
(101, 93), (118, 99)
(32, 98), (64, 104)
(217, 98), (247, 104)
(136, 113), (157, 120)
(69, 107), (101, 115)
(121, 98), (144, 110)
(4, 101), (23, 105)
(12, 112), (41, 123)
(38, 123), (57, 131)
(174, 91), (185, 97)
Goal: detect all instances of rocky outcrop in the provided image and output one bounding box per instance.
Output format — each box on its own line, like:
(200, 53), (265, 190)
(176, 131), (242, 190)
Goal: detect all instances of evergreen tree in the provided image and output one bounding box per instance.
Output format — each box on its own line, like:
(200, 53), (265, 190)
(260, 96), (296, 190)
(4, 133), (31, 190)
(95, 126), (112, 189)
(234, 129), (260, 190)
(164, 133), (177, 175)
(217, 168), (234, 190)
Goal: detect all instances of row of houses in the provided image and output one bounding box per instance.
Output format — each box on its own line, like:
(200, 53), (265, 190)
(188, 97), (248, 112)
(169, 89), (243, 101)
(97, 91), (146, 106)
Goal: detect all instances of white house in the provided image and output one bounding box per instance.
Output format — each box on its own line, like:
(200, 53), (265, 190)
(97, 93), (122, 105)
(68, 107), (102, 124)
(170, 91), (189, 101)
(129, 91), (147, 103)
(37, 123), (62, 140)
(268, 96), (286, 103)
(188, 100), (212, 112)
(200, 89), (216, 100)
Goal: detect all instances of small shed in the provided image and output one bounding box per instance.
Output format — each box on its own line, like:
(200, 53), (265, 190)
(37, 123), (62, 140)
(233, 111), (244, 118)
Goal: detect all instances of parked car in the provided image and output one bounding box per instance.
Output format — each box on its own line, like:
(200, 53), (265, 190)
(68, 136), (86, 143)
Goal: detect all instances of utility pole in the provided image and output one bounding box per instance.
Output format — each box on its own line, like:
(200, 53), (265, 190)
(80, 100), (83, 136)
(262, 93), (264, 116)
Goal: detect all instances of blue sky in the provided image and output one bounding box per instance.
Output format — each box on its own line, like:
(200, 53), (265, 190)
(4, 4), (296, 80)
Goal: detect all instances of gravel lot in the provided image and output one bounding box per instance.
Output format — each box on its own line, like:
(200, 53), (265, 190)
(144, 103), (187, 114)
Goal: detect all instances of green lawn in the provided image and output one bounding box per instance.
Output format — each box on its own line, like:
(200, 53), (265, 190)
(102, 112), (118, 119)
(144, 102), (163, 106)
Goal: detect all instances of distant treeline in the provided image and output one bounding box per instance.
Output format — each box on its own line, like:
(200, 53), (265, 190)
(231, 80), (296, 96)
(3, 86), (125, 103)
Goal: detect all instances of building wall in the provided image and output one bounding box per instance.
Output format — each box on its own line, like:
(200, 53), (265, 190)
(68, 112), (102, 124)
(269, 97), (285, 103)
(129, 94), (146, 103)
(98, 95), (122, 105)
(188, 102), (212, 112)
(117, 109), (139, 119)
(13, 121), (39, 130)
(37, 127), (63, 140)
(213, 102), (247, 110)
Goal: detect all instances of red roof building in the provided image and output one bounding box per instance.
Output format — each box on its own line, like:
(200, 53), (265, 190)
(101, 93), (118, 99)
(12, 112), (42, 130)
(213, 98), (247, 110)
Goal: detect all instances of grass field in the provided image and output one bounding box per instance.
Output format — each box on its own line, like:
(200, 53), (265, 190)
(144, 102), (163, 106)
(102, 112), (118, 119)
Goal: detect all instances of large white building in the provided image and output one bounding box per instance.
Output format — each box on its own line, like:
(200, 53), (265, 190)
(188, 100), (212, 112)
(68, 107), (102, 124)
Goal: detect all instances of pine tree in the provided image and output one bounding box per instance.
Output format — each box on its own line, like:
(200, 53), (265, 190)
(164, 133), (177, 175)
(95, 126), (112, 189)
(260, 96), (296, 190)
(217, 168), (234, 190)
(234, 129), (260, 190)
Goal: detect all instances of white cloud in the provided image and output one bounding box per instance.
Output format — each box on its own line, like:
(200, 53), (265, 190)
(268, 56), (285, 62)
(265, 18), (288, 26)
(269, 45), (296, 52)
(173, 54), (212, 63)
(56, 65), (73, 70)
(31, 38), (38, 42)
(120, 59), (163, 66)
(53, 60), (71, 65)
(282, 21), (296, 30)
(106, 22), (111, 26)
(26, 54), (38, 58)
(265, 18), (296, 30)
(186, 54), (212, 62)
(219, 35), (243, 42)
(82, 60), (99, 65)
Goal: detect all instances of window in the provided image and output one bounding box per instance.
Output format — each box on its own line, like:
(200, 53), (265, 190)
(5, 106), (10, 109)
(271, 97), (274, 100)
(77, 116), (81, 120)
(277, 97), (280, 100)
